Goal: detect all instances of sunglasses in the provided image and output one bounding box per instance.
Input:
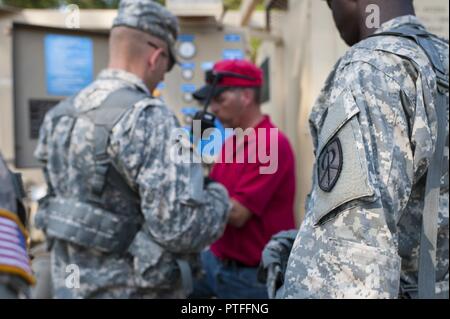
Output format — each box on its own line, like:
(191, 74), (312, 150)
(205, 70), (257, 85)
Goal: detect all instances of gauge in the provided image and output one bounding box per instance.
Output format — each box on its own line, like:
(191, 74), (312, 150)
(183, 92), (194, 103)
(178, 42), (197, 59)
(182, 68), (194, 81)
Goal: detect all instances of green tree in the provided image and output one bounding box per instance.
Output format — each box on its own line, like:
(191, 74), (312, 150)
(2, 0), (166, 9)
(2, 0), (236, 9)
(224, 0), (241, 10)
(2, 0), (60, 8)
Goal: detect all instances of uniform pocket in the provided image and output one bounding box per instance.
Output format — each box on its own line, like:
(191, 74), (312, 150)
(321, 238), (401, 298)
(128, 231), (177, 289)
(312, 89), (376, 226)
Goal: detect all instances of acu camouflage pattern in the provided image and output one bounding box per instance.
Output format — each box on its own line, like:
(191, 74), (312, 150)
(113, 0), (179, 64)
(35, 69), (230, 298)
(0, 153), (30, 298)
(280, 16), (449, 299)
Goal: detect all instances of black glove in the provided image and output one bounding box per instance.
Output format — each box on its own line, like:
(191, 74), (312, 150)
(257, 229), (298, 298)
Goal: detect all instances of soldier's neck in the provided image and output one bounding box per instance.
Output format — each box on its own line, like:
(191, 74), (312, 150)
(359, 5), (416, 40)
(108, 61), (146, 82)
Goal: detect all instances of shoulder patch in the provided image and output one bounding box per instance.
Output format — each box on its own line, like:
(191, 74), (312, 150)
(318, 137), (343, 192)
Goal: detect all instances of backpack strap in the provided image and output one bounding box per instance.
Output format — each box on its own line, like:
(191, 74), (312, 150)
(83, 88), (148, 203)
(369, 25), (449, 299)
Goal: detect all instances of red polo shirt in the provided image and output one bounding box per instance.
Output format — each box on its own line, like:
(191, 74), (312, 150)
(210, 115), (296, 267)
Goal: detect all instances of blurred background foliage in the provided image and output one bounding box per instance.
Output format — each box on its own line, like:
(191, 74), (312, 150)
(0, 0), (260, 10)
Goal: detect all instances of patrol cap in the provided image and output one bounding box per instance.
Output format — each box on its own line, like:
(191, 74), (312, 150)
(112, 0), (179, 70)
(193, 60), (263, 101)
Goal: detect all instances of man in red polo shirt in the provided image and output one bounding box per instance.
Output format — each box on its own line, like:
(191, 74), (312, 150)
(190, 60), (296, 299)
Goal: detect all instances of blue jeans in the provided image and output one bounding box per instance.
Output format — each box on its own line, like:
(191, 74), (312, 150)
(190, 250), (268, 299)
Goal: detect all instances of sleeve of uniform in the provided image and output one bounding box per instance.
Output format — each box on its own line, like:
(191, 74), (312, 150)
(34, 109), (52, 164)
(113, 102), (230, 254)
(281, 62), (417, 299)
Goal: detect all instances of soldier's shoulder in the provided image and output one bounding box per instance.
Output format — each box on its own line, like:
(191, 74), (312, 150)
(114, 95), (179, 139)
(131, 96), (178, 125)
(343, 35), (418, 68)
(350, 31), (447, 74)
(334, 33), (440, 91)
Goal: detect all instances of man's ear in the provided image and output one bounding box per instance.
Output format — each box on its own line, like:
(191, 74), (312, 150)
(147, 50), (159, 72)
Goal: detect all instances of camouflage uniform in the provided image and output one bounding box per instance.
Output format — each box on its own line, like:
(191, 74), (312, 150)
(34, 1), (230, 299)
(0, 153), (34, 298)
(280, 16), (449, 299)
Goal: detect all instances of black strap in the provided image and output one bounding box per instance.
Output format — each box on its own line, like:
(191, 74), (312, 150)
(418, 89), (447, 299)
(84, 88), (147, 200)
(370, 25), (448, 299)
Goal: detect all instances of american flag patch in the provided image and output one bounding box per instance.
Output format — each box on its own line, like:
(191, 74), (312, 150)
(0, 209), (35, 285)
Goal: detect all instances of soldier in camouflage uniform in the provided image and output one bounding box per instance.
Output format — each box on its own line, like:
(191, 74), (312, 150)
(262, 0), (448, 298)
(0, 153), (35, 298)
(34, 0), (230, 299)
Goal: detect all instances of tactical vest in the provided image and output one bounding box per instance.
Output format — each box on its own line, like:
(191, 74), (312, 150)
(36, 88), (197, 295)
(36, 88), (148, 254)
(369, 25), (449, 299)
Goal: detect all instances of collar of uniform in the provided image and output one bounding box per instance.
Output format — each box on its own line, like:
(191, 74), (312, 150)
(374, 15), (426, 35)
(97, 69), (151, 96)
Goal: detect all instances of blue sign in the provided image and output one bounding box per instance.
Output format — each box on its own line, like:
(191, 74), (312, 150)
(45, 34), (94, 96)
(223, 49), (244, 60)
(198, 119), (232, 157)
(201, 62), (214, 71)
(178, 34), (195, 42)
(181, 84), (197, 93)
(181, 62), (196, 70)
(224, 34), (241, 42)
(181, 107), (198, 116)
(156, 82), (166, 90)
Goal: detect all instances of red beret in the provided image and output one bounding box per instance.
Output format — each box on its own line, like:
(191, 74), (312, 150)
(193, 60), (264, 102)
(213, 59), (263, 88)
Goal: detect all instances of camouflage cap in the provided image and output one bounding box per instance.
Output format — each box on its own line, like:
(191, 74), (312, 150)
(113, 0), (179, 70)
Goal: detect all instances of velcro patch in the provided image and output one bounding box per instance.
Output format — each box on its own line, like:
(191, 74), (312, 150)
(318, 137), (343, 192)
(0, 209), (35, 285)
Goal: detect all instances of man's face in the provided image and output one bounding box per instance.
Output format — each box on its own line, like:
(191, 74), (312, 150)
(327, 0), (361, 46)
(210, 89), (245, 129)
(146, 41), (171, 92)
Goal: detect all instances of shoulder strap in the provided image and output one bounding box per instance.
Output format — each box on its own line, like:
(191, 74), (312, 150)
(369, 26), (449, 87)
(419, 79), (447, 299)
(49, 96), (77, 125)
(84, 88), (148, 201)
(370, 26), (449, 299)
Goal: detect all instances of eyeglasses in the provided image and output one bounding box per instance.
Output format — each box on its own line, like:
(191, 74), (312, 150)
(147, 41), (174, 72)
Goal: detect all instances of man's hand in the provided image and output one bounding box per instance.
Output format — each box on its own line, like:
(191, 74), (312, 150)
(258, 230), (298, 298)
(227, 199), (252, 228)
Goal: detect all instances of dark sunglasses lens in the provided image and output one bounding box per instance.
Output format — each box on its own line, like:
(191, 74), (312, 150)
(206, 72), (219, 84)
(205, 70), (214, 83)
